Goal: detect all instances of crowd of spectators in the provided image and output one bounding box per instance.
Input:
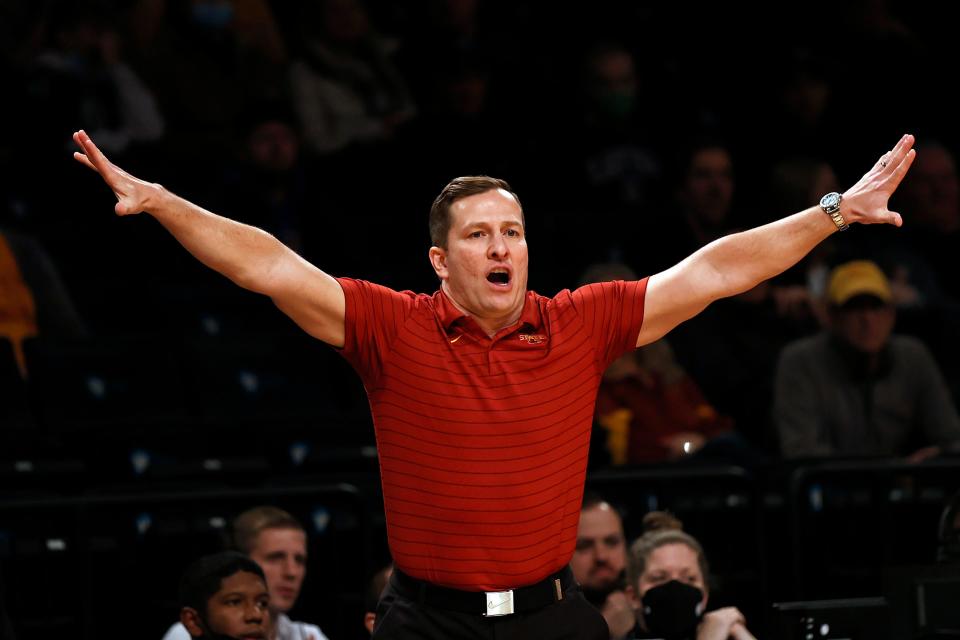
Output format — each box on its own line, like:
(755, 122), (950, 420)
(3, 0), (960, 463)
(3, 1), (960, 638)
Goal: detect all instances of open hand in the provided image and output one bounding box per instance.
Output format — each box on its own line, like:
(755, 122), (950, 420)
(842, 133), (916, 227)
(72, 129), (159, 216)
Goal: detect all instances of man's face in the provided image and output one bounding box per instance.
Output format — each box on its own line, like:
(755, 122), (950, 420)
(199, 571), (270, 640)
(247, 121), (299, 174)
(681, 147), (734, 227)
(429, 189), (529, 332)
(831, 296), (895, 355)
(248, 528), (307, 613)
(902, 146), (960, 232)
(571, 504), (627, 591)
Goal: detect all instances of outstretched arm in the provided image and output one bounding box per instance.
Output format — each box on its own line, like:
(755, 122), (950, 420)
(72, 130), (346, 347)
(637, 134), (916, 347)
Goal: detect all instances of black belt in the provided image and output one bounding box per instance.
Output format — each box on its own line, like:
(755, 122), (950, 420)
(392, 566), (575, 616)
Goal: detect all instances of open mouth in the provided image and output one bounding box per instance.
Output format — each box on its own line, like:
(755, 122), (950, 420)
(487, 269), (510, 285)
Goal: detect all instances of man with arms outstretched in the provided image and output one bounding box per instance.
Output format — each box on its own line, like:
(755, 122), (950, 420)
(73, 130), (915, 640)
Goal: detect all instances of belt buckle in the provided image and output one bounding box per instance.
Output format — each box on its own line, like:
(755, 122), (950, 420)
(483, 590), (515, 617)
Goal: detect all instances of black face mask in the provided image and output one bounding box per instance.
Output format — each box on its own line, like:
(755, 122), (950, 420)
(641, 580), (705, 640)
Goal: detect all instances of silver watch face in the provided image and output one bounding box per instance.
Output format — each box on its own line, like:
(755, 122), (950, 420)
(821, 192), (841, 209)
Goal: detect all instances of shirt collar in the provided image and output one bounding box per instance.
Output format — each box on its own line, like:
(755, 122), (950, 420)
(435, 289), (542, 335)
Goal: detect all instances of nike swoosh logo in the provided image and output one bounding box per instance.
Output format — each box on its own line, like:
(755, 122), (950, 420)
(449, 335), (462, 344)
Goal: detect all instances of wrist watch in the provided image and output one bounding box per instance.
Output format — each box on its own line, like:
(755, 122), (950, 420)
(819, 192), (849, 231)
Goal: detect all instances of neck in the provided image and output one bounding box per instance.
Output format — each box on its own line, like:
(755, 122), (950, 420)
(441, 282), (523, 337)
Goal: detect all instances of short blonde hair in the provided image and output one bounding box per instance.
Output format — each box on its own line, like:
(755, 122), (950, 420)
(231, 506), (304, 554)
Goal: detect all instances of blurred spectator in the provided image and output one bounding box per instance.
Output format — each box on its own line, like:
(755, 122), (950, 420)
(363, 563), (393, 636)
(641, 140), (737, 275)
(764, 50), (839, 161)
(578, 43), (663, 213)
(178, 551), (271, 640)
(164, 506), (329, 640)
(582, 263), (734, 465)
(288, 0), (415, 155)
(625, 511), (756, 640)
(0, 228), (86, 376)
(886, 140), (960, 305)
(129, 0), (287, 168)
(774, 260), (960, 460)
(24, 3), (165, 155)
(766, 156), (844, 327)
(572, 494), (634, 640)
(211, 105), (312, 255)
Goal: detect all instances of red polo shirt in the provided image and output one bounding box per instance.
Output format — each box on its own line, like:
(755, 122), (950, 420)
(337, 277), (647, 591)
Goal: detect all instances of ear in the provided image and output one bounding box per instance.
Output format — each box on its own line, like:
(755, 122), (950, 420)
(428, 246), (449, 280)
(181, 607), (205, 638)
(364, 612), (376, 634)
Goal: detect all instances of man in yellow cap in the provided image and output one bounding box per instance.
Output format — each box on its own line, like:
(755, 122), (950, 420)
(774, 260), (960, 460)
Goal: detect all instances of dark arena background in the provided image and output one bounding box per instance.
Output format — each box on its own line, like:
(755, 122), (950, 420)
(2, 1), (960, 639)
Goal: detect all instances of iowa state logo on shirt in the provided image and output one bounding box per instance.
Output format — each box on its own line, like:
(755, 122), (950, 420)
(518, 333), (548, 345)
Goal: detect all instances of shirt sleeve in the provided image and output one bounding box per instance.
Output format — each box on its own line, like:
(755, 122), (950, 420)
(569, 278), (648, 373)
(336, 277), (415, 384)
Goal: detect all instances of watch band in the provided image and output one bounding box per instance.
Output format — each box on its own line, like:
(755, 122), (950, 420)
(826, 208), (848, 231)
(820, 192), (849, 232)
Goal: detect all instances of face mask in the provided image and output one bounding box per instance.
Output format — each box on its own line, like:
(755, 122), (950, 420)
(596, 91), (636, 120)
(191, 1), (235, 30)
(641, 580), (705, 640)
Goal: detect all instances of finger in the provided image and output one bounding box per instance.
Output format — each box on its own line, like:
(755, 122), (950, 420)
(75, 129), (113, 174)
(886, 148), (917, 192)
(882, 134), (914, 176)
(882, 209), (904, 227)
(72, 151), (99, 173)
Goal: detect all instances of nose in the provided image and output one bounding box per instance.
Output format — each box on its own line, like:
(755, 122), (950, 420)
(283, 557), (298, 578)
(488, 233), (509, 260)
(594, 544), (610, 564)
(244, 601), (265, 623)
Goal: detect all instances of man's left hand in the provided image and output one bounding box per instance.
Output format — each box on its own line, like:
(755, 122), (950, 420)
(842, 134), (916, 227)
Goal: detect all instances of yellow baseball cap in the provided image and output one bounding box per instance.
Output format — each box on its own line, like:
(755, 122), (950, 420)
(827, 260), (892, 306)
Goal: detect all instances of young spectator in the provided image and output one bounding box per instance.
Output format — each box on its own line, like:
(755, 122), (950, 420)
(164, 506), (328, 640)
(178, 551), (271, 640)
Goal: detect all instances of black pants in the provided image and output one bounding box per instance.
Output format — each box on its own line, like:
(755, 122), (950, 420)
(371, 573), (610, 640)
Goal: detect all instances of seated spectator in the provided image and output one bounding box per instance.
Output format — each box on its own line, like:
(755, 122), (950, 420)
(625, 512), (756, 640)
(0, 228), (86, 376)
(164, 506), (328, 640)
(571, 494), (634, 640)
(178, 551), (271, 640)
(26, 3), (165, 156)
(363, 563), (393, 636)
(774, 260), (960, 460)
(582, 263), (735, 465)
(288, 0), (416, 154)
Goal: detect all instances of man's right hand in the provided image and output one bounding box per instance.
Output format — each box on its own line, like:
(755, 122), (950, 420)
(73, 129), (161, 216)
(601, 590), (636, 639)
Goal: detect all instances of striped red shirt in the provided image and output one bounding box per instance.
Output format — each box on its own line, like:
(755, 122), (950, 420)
(337, 277), (647, 590)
